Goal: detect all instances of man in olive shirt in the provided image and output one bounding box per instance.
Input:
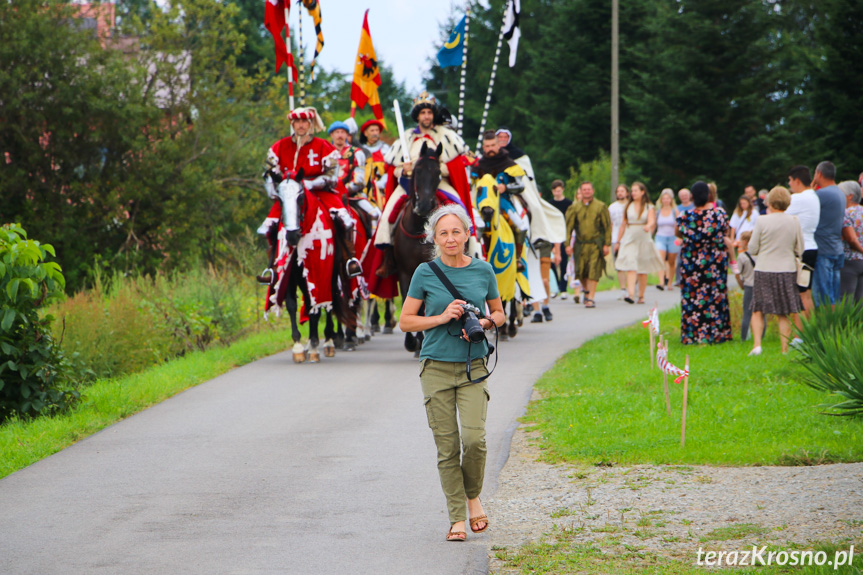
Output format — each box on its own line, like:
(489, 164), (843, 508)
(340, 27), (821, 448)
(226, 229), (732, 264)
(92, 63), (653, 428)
(564, 182), (612, 308)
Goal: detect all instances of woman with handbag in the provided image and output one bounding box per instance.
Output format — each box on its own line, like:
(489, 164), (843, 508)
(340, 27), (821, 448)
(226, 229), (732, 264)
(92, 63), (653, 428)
(399, 204), (505, 542)
(747, 186), (805, 356)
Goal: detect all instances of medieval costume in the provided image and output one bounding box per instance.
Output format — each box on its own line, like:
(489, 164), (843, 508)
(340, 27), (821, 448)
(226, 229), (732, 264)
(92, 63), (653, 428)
(373, 92), (477, 276)
(472, 148), (529, 254)
(565, 198), (612, 283)
(258, 107), (362, 280)
(328, 121), (380, 225)
(358, 119), (391, 210)
(494, 128), (565, 247)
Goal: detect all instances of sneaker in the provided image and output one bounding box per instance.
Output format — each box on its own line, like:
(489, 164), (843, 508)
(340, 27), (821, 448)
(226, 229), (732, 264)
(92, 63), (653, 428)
(748, 346), (762, 357)
(790, 337), (804, 348)
(542, 306), (553, 322)
(530, 312), (543, 323)
(560, 292), (569, 300)
(618, 289), (627, 301)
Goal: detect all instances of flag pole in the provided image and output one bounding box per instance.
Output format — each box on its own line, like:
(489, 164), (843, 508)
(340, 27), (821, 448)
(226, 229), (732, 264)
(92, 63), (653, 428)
(661, 338), (671, 417)
(457, 7), (470, 139)
(284, 4), (295, 110)
(681, 355), (690, 447)
(297, 1), (306, 106)
(476, 0), (509, 152)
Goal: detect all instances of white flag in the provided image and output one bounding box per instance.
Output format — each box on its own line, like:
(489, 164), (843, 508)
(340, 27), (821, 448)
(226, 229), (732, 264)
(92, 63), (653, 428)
(503, 0), (521, 67)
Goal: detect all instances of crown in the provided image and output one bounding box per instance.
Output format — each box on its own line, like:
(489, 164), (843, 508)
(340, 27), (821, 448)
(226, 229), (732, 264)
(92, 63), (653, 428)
(411, 91), (436, 109)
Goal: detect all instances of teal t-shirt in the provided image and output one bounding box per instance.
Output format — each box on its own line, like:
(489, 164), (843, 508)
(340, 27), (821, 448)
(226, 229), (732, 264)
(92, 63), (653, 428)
(406, 257), (500, 362)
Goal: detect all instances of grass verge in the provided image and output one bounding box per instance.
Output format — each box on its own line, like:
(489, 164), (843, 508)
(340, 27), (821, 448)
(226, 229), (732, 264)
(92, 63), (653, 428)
(493, 534), (863, 574)
(0, 323), (296, 479)
(524, 307), (863, 466)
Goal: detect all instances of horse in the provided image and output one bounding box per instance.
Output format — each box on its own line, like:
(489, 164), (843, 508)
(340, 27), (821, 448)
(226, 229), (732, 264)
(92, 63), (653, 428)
(327, 198), (376, 351)
(266, 170), (357, 363)
(391, 142), (442, 356)
(475, 174), (530, 340)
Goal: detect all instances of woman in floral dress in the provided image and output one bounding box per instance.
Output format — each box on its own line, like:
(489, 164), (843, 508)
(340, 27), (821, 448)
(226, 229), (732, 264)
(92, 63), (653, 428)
(676, 181), (733, 344)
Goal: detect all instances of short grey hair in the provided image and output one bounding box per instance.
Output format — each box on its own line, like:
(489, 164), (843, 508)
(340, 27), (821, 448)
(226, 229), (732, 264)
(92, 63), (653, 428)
(839, 180), (862, 205)
(424, 204), (472, 257)
(815, 161), (836, 181)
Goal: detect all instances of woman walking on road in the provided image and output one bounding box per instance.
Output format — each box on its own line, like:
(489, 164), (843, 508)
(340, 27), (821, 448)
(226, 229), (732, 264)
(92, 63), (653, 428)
(399, 204), (505, 542)
(616, 181), (664, 303)
(654, 188), (680, 291)
(677, 181), (734, 345)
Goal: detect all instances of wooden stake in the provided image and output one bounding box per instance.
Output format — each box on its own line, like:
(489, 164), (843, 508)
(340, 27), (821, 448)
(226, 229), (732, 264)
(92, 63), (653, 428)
(661, 340), (671, 417)
(681, 354), (690, 448)
(649, 328), (655, 369)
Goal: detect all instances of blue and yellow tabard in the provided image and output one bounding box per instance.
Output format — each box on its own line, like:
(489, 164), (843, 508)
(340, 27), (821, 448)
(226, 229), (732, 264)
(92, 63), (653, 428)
(407, 257), (499, 362)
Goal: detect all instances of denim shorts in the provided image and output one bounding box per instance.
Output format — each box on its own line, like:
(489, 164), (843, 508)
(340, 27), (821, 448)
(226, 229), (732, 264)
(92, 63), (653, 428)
(654, 234), (680, 254)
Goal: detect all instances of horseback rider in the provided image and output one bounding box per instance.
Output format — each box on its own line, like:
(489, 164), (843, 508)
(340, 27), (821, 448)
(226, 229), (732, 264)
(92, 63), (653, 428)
(496, 126), (566, 321)
(328, 121), (381, 230)
(258, 107), (362, 279)
(373, 92), (477, 277)
(358, 119), (391, 210)
(472, 130), (529, 265)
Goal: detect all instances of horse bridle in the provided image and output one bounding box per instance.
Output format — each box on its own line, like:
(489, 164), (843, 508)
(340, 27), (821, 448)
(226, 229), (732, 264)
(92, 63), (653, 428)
(400, 154), (441, 240)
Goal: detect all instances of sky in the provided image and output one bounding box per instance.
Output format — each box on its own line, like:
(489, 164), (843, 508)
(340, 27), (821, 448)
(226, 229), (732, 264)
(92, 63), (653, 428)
(292, 0), (481, 93)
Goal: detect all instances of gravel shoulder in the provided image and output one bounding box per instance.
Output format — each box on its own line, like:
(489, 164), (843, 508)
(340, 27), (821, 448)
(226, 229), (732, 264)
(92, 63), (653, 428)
(487, 399), (863, 572)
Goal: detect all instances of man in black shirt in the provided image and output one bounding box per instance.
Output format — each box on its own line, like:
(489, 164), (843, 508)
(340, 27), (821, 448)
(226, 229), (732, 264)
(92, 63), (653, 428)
(548, 179), (572, 298)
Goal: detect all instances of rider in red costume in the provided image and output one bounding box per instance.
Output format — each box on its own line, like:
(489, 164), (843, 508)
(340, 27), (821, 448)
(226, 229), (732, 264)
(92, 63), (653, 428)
(258, 107), (362, 280)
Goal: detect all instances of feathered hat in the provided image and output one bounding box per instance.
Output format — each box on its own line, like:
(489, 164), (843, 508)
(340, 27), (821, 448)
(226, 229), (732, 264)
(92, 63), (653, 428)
(289, 107), (325, 133)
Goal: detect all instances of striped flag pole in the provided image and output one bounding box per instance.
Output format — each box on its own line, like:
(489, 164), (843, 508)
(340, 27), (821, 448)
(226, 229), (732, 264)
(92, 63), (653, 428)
(476, 0), (509, 152)
(296, 1), (306, 106)
(457, 7), (470, 138)
(284, 4), (294, 110)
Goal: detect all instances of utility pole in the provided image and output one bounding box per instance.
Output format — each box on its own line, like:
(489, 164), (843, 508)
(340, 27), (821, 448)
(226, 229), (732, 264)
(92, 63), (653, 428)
(611, 0), (619, 199)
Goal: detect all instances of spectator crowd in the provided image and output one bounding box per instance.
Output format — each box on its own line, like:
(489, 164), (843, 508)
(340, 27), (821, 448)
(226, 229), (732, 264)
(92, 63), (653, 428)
(550, 161), (863, 355)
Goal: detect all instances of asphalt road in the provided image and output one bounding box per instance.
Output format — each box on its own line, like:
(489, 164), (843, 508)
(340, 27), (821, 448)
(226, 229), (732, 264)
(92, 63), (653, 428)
(0, 288), (679, 575)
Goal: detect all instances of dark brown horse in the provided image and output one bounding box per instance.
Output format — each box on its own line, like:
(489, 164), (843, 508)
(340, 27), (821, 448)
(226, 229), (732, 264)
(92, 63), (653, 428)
(392, 142), (442, 355)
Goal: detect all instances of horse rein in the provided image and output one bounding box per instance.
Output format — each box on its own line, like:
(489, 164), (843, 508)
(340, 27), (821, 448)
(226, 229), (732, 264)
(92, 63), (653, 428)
(400, 154), (441, 240)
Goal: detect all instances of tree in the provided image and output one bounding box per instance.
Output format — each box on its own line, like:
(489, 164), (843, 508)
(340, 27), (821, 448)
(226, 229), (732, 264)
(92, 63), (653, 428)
(808, 0), (863, 179)
(622, 0), (810, 198)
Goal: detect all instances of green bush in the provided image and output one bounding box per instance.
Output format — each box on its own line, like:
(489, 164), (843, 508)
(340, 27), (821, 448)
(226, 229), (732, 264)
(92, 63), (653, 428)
(52, 284), (175, 382)
(794, 299), (863, 417)
(0, 224), (78, 420)
(50, 245), (263, 382)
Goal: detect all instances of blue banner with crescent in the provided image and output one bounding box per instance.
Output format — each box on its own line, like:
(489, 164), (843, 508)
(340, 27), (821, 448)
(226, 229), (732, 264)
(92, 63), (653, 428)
(437, 15), (466, 68)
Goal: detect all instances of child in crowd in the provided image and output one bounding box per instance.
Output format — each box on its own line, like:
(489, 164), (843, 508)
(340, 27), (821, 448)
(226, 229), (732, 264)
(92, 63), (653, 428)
(735, 231), (756, 340)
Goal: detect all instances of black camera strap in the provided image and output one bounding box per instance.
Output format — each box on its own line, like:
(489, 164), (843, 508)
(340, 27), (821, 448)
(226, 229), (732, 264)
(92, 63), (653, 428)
(427, 261), (498, 384)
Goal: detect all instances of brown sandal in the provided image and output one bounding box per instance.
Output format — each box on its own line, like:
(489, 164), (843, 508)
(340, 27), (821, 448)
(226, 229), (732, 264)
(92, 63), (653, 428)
(446, 525), (467, 542)
(470, 514), (489, 533)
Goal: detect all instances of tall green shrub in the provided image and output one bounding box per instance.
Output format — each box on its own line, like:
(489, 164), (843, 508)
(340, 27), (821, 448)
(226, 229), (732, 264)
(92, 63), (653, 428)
(794, 299), (863, 417)
(0, 224), (77, 420)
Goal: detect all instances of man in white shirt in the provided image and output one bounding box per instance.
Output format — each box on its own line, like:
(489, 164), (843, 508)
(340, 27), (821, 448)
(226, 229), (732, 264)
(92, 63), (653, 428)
(787, 164), (820, 317)
(608, 184), (630, 296)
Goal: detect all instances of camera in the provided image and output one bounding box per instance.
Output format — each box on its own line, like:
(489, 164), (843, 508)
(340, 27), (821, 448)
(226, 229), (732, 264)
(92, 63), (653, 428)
(459, 303), (486, 344)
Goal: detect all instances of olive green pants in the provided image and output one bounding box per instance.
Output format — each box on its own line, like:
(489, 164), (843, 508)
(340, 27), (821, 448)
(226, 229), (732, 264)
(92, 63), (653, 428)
(420, 358), (490, 524)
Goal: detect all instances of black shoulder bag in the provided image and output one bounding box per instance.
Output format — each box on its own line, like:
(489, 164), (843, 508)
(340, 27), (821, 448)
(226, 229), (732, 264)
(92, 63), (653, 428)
(426, 261), (499, 383)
